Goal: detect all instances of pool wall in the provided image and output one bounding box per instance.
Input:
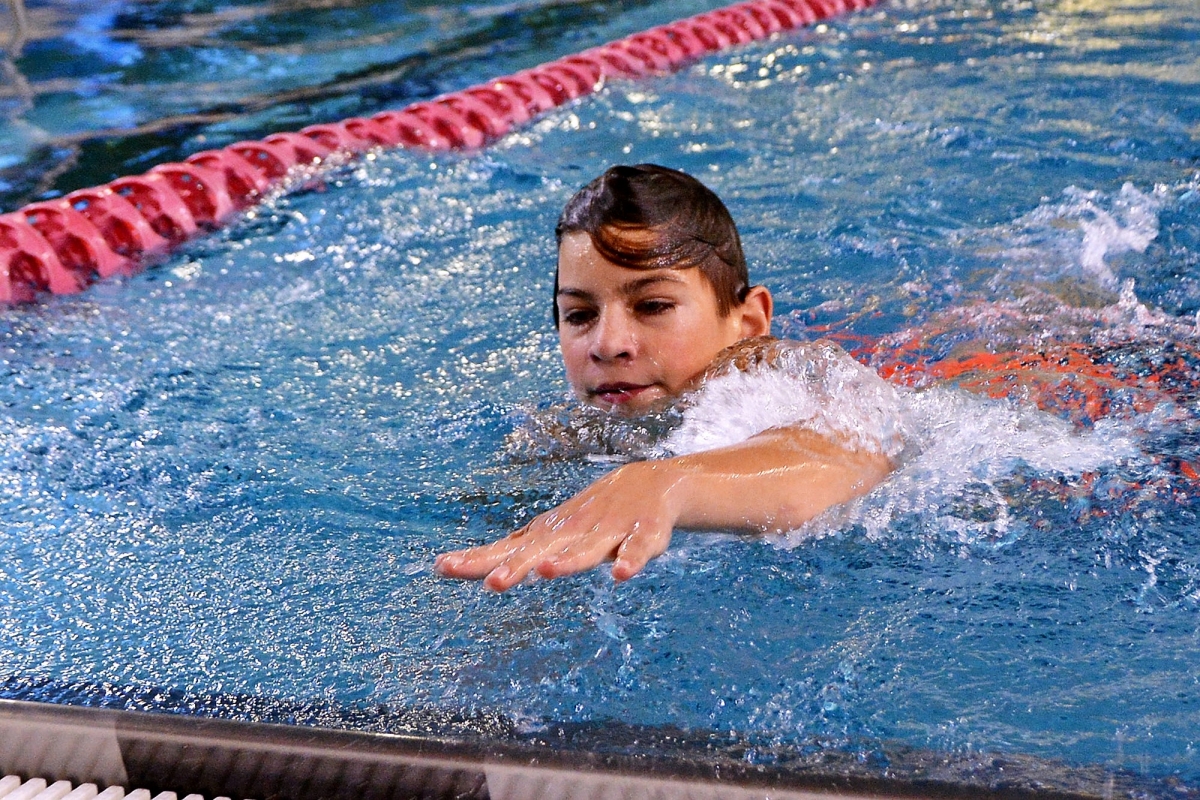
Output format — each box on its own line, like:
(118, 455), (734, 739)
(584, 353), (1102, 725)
(0, 698), (1139, 800)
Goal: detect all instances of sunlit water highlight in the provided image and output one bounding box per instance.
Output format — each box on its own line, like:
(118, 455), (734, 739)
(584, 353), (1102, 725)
(2, 0), (1200, 791)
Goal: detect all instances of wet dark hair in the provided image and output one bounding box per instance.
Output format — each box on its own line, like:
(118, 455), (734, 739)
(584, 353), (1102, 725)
(553, 164), (749, 327)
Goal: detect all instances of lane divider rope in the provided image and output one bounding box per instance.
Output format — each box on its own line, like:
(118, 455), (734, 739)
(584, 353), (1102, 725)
(0, 0), (879, 304)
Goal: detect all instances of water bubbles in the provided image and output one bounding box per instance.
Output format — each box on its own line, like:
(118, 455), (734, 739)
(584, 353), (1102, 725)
(844, 385), (1138, 547)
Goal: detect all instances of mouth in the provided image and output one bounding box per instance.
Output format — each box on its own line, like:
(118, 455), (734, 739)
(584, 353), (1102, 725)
(590, 382), (654, 406)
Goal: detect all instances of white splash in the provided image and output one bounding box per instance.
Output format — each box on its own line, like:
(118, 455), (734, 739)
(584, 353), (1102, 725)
(1075, 183), (1164, 287)
(663, 339), (1142, 549)
(982, 182), (1167, 290)
(838, 386), (1142, 546)
(666, 340), (907, 459)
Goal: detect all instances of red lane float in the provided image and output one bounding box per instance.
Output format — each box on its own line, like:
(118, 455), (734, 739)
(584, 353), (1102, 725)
(0, 0), (880, 304)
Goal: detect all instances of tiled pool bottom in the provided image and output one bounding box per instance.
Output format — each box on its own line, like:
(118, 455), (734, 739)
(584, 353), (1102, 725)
(0, 700), (1180, 799)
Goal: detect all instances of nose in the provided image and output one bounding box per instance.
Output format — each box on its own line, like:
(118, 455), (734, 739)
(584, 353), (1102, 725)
(589, 309), (638, 362)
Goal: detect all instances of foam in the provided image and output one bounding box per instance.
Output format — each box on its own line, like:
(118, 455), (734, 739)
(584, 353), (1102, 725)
(833, 386), (1144, 547)
(665, 340), (907, 459)
(980, 182), (1167, 291)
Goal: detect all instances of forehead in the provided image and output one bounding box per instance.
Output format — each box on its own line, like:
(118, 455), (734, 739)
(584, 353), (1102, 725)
(557, 231), (708, 295)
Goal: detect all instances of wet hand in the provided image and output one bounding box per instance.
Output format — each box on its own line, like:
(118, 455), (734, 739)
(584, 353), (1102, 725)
(434, 461), (682, 591)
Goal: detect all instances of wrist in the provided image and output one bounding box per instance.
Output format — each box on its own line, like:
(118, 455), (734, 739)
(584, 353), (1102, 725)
(619, 458), (693, 524)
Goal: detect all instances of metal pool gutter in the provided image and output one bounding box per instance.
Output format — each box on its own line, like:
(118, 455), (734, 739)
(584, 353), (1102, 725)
(0, 699), (884, 800)
(0, 699), (1157, 800)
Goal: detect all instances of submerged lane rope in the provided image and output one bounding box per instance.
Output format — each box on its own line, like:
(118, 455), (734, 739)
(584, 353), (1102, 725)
(0, 0), (877, 305)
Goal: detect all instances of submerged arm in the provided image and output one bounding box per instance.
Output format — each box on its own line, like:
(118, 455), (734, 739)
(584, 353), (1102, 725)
(434, 426), (893, 591)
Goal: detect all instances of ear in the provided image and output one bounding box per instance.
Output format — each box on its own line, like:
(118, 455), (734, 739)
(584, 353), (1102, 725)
(736, 285), (773, 338)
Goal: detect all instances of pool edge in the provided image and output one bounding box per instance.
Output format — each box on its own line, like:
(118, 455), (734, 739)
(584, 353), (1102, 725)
(0, 698), (1122, 800)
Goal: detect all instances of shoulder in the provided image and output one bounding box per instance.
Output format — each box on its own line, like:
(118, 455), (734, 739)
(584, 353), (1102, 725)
(696, 335), (855, 384)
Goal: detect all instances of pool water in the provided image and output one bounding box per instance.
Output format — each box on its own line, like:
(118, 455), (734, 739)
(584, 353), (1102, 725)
(3, 0), (1200, 793)
(0, 0), (716, 209)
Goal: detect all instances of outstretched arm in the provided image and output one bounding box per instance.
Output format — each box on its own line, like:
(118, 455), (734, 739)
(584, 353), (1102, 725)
(434, 426), (893, 591)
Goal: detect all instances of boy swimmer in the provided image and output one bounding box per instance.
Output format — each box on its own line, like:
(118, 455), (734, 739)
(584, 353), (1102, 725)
(434, 164), (897, 591)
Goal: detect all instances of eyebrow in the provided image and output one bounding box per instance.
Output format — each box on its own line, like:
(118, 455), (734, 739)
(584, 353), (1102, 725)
(556, 273), (686, 301)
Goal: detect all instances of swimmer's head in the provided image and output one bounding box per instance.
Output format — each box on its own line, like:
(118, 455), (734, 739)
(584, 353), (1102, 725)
(553, 164), (750, 326)
(553, 165), (772, 414)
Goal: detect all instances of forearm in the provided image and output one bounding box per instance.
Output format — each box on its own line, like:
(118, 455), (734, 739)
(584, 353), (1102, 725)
(436, 425), (895, 590)
(647, 427), (893, 533)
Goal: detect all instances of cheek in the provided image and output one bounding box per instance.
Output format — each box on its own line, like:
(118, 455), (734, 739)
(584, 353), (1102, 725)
(558, 337), (587, 384)
(650, 332), (709, 384)
(658, 316), (735, 384)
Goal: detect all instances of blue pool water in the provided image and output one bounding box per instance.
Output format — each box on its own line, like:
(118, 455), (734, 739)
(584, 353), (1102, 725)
(3, 0), (1200, 793)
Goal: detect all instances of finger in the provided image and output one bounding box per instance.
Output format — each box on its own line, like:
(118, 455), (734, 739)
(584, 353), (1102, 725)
(482, 564), (518, 592)
(434, 525), (535, 579)
(483, 541), (556, 591)
(611, 523), (672, 582)
(435, 545), (512, 579)
(482, 518), (581, 590)
(535, 524), (626, 579)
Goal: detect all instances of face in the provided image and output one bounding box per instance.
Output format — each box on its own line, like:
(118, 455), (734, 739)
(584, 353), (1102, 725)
(555, 231), (750, 415)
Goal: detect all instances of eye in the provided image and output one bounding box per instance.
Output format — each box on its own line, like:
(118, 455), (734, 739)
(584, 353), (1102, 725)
(635, 299), (675, 316)
(561, 307), (597, 327)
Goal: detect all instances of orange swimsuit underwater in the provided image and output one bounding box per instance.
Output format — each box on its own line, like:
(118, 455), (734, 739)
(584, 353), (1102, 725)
(807, 297), (1200, 504)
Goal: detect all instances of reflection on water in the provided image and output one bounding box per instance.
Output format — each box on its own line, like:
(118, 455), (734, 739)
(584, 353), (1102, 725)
(3, 0), (28, 52)
(1, 0), (30, 113)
